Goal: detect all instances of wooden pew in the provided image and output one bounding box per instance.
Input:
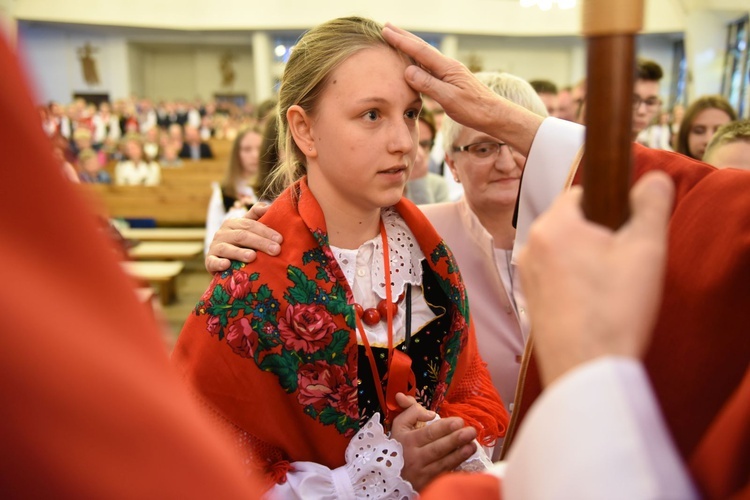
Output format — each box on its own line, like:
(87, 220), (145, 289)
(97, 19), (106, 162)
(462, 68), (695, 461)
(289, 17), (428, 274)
(128, 241), (204, 260)
(80, 184), (212, 226)
(122, 260), (185, 305)
(120, 227), (206, 241)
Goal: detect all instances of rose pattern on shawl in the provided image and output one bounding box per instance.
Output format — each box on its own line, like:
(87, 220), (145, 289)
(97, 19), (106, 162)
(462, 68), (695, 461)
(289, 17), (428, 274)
(192, 213), (469, 438)
(226, 317), (259, 358)
(194, 254), (360, 436)
(206, 315), (221, 336)
(298, 361), (358, 422)
(228, 271), (253, 299)
(278, 303), (337, 354)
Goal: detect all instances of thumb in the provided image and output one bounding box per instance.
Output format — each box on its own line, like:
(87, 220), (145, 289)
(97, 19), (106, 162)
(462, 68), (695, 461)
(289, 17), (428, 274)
(625, 171), (674, 243)
(404, 65), (448, 100)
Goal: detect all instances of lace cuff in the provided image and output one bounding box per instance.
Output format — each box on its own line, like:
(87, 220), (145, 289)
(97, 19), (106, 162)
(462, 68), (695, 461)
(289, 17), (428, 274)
(345, 413), (416, 499)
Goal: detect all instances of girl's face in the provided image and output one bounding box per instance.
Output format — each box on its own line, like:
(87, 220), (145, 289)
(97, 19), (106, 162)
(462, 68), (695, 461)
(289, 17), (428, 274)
(688, 108), (733, 160)
(239, 131), (262, 177)
(125, 140), (143, 161)
(301, 46), (421, 219)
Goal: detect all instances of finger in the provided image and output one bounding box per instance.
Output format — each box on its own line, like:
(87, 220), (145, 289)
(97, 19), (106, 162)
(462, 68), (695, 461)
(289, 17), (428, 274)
(230, 217), (283, 245)
(416, 425), (477, 464)
(421, 439), (478, 478)
(395, 392), (419, 409)
(222, 223), (281, 256)
(382, 25), (452, 80)
(392, 402), (436, 433)
(623, 171), (674, 243)
(205, 255), (231, 274)
(411, 417), (467, 448)
(208, 241), (259, 264)
(244, 202), (271, 222)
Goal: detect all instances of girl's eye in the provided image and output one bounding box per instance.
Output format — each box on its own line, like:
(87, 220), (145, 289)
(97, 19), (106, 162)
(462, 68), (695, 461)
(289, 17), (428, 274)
(364, 110), (378, 121)
(405, 109), (419, 120)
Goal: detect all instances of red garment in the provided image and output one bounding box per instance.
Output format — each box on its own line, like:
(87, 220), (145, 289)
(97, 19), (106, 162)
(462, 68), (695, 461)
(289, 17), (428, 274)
(506, 145), (750, 498)
(0, 36), (261, 498)
(172, 178), (508, 486)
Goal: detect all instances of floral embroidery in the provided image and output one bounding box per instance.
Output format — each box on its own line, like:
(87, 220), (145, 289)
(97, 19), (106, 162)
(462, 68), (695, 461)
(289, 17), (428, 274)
(194, 248), (359, 437)
(193, 209), (470, 438)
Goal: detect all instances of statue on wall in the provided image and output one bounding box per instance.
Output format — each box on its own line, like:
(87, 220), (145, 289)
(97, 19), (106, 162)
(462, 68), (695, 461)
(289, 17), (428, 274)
(467, 53), (484, 73)
(77, 42), (100, 86)
(220, 52), (236, 88)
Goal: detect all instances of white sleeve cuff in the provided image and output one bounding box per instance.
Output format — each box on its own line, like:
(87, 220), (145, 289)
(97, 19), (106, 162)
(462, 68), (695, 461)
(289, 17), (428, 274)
(513, 117), (585, 261)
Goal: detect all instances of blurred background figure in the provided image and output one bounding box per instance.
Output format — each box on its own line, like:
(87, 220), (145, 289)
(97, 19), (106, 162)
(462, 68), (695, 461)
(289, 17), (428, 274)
(77, 148), (112, 184)
(674, 95), (738, 160)
(702, 119), (750, 170)
(631, 59), (664, 140)
(406, 108), (450, 205)
(529, 79), (559, 117)
(114, 133), (161, 186)
(205, 127), (262, 252)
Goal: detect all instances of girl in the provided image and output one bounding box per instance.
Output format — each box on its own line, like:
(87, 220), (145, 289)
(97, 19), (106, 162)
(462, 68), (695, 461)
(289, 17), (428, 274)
(674, 95), (737, 160)
(205, 127), (262, 251)
(173, 17), (506, 498)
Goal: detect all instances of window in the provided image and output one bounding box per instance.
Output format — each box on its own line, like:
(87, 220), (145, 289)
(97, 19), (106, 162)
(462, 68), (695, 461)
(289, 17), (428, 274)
(722, 15), (750, 118)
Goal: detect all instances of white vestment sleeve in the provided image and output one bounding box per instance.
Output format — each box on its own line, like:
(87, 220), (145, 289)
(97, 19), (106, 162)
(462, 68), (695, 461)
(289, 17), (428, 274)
(502, 357), (699, 500)
(513, 117), (585, 259)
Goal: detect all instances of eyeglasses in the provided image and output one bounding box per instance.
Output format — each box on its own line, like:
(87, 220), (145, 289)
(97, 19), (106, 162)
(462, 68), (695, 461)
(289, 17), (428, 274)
(452, 141), (509, 160)
(633, 95), (660, 109)
(418, 139), (435, 151)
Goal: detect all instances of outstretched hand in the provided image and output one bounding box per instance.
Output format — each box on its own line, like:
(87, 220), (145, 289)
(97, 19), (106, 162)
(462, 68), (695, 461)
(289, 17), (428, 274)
(382, 23), (542, 156)
(517, 171), (675, 386)
(390, 393), (477, 491)
(204, 203), (283, 273)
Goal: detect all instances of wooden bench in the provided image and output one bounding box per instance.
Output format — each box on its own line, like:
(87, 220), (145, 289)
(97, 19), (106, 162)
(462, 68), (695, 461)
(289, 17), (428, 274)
(128, 241), (204, 260)
(80, 184), (212, 226)
(120, 227), (206, 241)
(122, 260), (185, 305)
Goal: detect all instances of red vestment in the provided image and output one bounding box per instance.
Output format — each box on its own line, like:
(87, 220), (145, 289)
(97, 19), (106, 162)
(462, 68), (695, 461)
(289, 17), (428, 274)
(505, 146), (750, 498)
(0, 35), (261, 497)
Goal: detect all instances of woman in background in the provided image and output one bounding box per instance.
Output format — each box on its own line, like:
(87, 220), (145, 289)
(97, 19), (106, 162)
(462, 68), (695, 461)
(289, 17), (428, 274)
(204, 126), (262, 252)
(114, 134), (161, 186)
(674, 95), (737, 160)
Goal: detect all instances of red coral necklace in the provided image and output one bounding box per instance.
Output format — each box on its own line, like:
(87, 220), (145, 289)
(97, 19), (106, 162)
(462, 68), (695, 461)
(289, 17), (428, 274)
(354, 219), (416, 428)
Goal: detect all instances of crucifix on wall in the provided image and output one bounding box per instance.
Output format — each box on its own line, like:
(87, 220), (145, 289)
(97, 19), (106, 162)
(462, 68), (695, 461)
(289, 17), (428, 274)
(220, 51), (236, 88)
(77, 42), (100, 86)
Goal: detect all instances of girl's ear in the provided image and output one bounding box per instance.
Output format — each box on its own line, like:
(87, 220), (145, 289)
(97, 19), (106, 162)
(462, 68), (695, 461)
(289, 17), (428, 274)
(287, 105), (316, 158)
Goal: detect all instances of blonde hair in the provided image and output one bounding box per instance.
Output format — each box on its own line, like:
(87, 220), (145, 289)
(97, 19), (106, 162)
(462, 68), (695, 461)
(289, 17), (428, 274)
(703, 119), (749, 162)
(442, 72), (548, 152)
(270, 17), (403, 192)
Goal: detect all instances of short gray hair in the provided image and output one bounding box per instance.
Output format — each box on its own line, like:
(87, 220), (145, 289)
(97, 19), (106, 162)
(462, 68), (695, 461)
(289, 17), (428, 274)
(442, 72), (548, 153)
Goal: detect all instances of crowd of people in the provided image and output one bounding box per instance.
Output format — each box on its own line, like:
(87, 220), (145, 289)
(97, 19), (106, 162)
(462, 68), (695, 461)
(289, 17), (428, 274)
(7, 13), (749, 500)
(41, 94), (278, 186)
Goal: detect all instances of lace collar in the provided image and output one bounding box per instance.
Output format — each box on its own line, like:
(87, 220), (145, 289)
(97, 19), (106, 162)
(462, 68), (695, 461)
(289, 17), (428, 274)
(329, 207), (424, 300)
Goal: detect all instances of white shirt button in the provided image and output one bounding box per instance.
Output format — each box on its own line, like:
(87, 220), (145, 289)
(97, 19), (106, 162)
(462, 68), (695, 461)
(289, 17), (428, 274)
(356, 268), (366, 277)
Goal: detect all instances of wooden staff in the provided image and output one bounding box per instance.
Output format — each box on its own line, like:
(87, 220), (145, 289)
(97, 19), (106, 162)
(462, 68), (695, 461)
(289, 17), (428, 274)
(581, 0), (644, 229)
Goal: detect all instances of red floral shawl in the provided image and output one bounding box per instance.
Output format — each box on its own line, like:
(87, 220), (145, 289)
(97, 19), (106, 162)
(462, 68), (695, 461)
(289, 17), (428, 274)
(172, 178), (507, 485)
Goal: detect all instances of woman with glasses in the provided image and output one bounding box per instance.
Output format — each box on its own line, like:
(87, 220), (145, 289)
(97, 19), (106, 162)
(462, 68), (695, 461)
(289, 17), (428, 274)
(204, 72), (549, 459)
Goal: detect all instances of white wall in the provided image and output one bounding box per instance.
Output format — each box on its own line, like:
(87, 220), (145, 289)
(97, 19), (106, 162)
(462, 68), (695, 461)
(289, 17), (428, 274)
(10, 0), (688, 37)
(16, 22), (131, 103)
